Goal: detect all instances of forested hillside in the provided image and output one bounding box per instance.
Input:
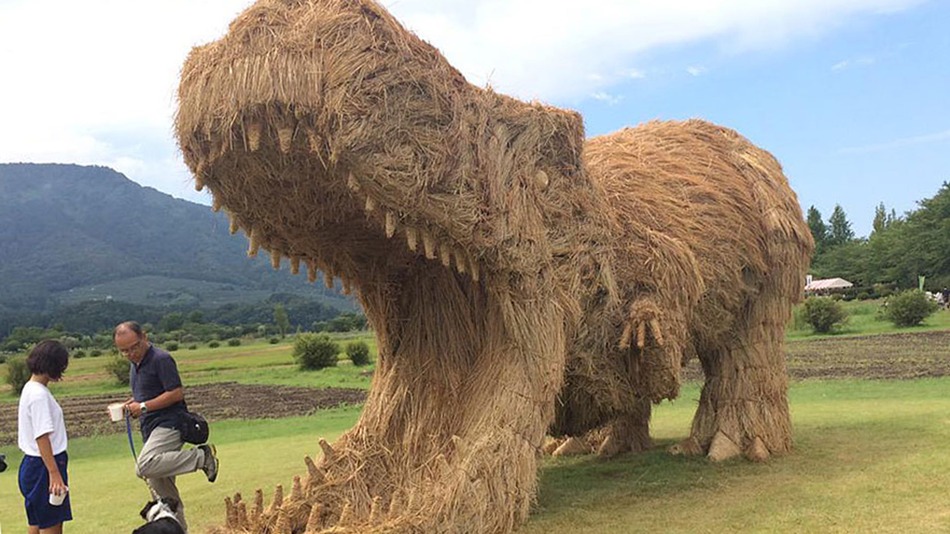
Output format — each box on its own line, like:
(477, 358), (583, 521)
(0, 163), (354, 323)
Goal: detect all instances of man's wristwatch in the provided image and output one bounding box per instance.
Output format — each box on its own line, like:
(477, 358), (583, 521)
(140, 401), (148, 413)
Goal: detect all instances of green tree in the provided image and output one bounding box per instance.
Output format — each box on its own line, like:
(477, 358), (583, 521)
(827, 204), (855, 247)
(871, 202), (888, 235)
(806, 206), (828, 253)
(802, 296), (848, 334)
(5, 356), (31, 394)
(345, 340), (371, 366)
(883, 290), (939, 327)
(158, 312), (185, 332)
(293, 333), (339, 370)
(274, 303), (290, 338)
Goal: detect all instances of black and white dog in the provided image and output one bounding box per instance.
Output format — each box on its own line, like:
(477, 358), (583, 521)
(132, 497), (186, 534)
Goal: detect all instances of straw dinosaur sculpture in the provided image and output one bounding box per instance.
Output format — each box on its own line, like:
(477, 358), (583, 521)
(176, 1), (813, 532)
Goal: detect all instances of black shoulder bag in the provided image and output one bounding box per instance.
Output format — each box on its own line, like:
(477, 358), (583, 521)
(178, 411), (210, 445)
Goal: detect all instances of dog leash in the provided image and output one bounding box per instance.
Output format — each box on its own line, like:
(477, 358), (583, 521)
(125, 412), (159, 500)
(125, 412), (137, 458)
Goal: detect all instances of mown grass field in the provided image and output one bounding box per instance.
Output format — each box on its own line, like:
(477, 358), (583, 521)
(1, 304), (949, 533)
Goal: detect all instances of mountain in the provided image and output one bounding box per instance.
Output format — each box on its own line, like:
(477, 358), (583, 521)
(0, 163), (354, 315)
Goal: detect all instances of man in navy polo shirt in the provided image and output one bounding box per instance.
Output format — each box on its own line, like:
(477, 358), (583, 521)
(115, 321), (218, 532)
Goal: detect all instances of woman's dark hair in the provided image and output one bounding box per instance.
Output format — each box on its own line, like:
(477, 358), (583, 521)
(27, 340), (70, 380)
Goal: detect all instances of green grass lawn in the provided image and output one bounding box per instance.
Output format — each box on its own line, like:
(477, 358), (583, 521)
(2, 380), (949, 533)
(3, 315), (950, 532)
(0, 332), (378, 401)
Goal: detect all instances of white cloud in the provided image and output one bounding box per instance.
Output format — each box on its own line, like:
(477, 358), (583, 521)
(591, 92), (623, 105)
(686, 66), (707, 77)
(832, 56), (877, 70)
(0, 0), (928, 201)
(385, 0), (926, 101)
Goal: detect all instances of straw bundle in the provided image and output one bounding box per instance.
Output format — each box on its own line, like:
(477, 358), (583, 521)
(177, 1), (811, 532)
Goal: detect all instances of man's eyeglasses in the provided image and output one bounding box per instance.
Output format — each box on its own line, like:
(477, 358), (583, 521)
(118, 339), (143, 355)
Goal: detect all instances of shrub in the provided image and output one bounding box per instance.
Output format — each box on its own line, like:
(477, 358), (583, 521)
(165, 341), (179, 351)
(269, 337), (280, 345)
(883, 289), (939, 327)
(105, 355), (131, 386)
(0, 354), (6, 364)
(90, 349), (103, 357)
(345, 341), (371, 366)
(188, 344), (198, 350)
(227, 338), (241, 347)
(293, 334), (339, 370)
(73, 349), (87, 359)
(5, 356), (31, 395)
(209, 341), (220, 349)
(802, 296), (848, 334)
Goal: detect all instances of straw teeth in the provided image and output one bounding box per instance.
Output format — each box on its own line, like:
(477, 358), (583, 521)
(290, 257), (301, 275)
(306, 262), (317, 283)
(270, 251), (282, 270)
(324, 271), (334, 289)
(337, 501), (354, 526)
(228, 216), (239, 235)
(368, 496), (383, 523)
(469, 259), (480, 282)
(277, 125), (294, 153)
(422, 231), (436, 260)
(291, 475), (303, 500)
(305, 503), (323, 532)
(405, 227), (418, 251)
(247, 231), (261, 257)
(347, 172), (361, 191)
(246, 121), (262, 151)
(252, 489), (264, 521)
(318, 438), (336, 460)
(385, 211), (396, 238)
(266, 485), (283, 514)
(439, 243), (452, 267)
(211, 196), (222, 212)
(365, 196), (376, 212)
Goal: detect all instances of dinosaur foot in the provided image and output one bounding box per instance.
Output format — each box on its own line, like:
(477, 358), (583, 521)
(216, 434), (534, 533)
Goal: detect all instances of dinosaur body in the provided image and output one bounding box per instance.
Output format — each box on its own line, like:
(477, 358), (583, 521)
(176, 1), (812, 532)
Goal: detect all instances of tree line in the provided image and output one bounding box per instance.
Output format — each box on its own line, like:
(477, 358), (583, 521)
(807, 182), (950, 295)
(0, 293), (364, 352)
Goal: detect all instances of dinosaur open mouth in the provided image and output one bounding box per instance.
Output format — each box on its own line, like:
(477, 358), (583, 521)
(196, 141), (482, 302)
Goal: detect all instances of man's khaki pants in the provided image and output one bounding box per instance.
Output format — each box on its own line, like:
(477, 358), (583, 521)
(136, 426), (204, 532)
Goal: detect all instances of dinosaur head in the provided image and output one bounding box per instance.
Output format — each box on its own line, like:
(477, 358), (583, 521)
(176, 0), (599, 303)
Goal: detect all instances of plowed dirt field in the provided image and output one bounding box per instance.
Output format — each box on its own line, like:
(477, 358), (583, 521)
(0, 382), (365, 445)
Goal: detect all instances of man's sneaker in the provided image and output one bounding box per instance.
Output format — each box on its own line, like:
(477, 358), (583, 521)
(199, 444), (218, 483)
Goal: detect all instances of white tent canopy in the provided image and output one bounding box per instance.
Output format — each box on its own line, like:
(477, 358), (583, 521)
(805, 277), (853, 292)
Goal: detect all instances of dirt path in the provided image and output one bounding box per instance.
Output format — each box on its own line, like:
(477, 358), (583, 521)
(0, 382), (365, 446)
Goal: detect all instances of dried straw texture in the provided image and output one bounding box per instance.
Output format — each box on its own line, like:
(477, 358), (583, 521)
(178, 0), (606, 532)
(176, 1), (811, 532)
(554, 121), (814, 460)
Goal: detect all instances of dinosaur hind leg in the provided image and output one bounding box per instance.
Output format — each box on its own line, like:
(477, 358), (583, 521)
(674, 294), (792, 462)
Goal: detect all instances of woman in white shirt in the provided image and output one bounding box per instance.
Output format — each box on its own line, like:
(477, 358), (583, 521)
(18, 339), (72, 533)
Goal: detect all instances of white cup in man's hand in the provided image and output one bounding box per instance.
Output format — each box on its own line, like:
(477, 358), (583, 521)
(108, 402), (126, 422)
(49, 486), (68, 506)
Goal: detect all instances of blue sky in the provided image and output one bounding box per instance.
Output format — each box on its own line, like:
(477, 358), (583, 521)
(1, 0), (947, 238)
